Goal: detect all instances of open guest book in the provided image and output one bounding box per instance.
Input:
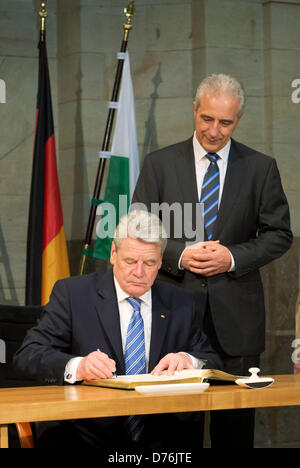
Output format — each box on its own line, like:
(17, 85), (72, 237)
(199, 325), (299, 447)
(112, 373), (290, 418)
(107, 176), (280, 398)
(82, 368), (242, 390)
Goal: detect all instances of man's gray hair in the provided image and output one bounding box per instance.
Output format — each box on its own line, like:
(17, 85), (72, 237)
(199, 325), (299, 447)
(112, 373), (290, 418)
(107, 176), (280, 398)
(113, 210), (167, 253)
(194, 73), (245, 118)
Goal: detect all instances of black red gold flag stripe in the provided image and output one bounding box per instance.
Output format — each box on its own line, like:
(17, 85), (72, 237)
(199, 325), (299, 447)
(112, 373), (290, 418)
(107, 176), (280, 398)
(25, 32), (69, 306)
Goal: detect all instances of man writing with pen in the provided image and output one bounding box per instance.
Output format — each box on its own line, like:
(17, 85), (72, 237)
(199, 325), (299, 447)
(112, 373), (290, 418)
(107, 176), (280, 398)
(14, 210), (222, 450)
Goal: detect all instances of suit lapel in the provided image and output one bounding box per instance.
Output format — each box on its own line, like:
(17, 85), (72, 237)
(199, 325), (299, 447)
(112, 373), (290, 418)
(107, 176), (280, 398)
(213, 139), (245, 239)
(175, 138), (247, 240)
(95, 273), (171, 374)
(148, 283), (170, 372)
(174, 138), (204, 243)
(174, 138), (199, 205)
(95, 270), (125, 374)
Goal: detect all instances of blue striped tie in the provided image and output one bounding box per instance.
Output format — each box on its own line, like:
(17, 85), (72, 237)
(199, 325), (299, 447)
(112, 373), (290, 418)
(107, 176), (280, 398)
(125, 297), (146, 442)
(200, 153), (220, 240)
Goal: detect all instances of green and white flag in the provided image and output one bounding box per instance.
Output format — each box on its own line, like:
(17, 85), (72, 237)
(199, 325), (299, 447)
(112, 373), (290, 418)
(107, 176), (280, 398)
(93, 52), (139, 261)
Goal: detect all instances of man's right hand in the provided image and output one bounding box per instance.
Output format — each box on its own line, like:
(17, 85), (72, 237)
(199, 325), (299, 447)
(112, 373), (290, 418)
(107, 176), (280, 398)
(76, 351), (116, 380)
(181, 241), (221, 274)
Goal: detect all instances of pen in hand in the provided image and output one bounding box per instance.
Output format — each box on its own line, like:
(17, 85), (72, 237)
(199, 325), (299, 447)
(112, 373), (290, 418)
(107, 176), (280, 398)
(97, 349), (117, 378)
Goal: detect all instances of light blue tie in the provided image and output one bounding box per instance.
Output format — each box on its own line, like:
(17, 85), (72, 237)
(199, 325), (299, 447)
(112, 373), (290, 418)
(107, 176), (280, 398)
(200, 153), (220, 240)
(125, 297), (146, 441)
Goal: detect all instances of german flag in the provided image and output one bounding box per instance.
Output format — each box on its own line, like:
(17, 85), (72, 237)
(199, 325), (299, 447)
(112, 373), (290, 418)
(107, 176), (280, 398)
(26, 31), (70, 306)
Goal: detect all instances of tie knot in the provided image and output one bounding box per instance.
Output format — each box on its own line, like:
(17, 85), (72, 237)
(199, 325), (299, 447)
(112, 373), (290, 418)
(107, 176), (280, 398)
(206, 153), (218, 164)
(126, 297), (142, 312)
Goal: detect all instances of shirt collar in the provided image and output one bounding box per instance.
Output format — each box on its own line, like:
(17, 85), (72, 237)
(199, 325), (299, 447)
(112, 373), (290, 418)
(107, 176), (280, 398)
(193, 131), (231, 163)
(113, 276), (151, 307)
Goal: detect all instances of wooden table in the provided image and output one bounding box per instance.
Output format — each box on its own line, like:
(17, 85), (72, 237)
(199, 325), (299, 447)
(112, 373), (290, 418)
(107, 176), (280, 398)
(1, 374), (300, 448)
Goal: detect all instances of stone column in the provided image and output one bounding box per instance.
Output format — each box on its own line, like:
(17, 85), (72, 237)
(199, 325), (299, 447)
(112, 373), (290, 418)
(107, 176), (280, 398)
(0, 0), (57, 304)
(56, 0), (196, 273)
(259, 0), (300, 448)
(192, 0), (265, 150)
(56, 0), (109, 274)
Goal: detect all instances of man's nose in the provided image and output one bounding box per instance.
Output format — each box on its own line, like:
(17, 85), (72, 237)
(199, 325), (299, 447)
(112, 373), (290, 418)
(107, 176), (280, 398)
(209, 121), (220, 137)
(133, 261), (145, 277)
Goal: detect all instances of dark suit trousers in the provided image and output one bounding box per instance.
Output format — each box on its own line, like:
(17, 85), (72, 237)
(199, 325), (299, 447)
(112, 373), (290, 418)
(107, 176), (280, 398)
(203, 302), (260, 448)
(33, 413), (204, 454)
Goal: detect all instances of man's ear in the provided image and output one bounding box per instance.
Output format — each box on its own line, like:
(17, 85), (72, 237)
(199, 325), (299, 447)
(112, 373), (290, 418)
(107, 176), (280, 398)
(110, 241), (117, 265)
(193, 100), (197, 115)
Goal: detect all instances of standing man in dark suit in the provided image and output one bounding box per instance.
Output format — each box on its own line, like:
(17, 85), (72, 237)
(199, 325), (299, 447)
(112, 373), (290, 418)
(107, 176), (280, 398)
(14, 210), (221, 450)
(132, 74), (293, 447)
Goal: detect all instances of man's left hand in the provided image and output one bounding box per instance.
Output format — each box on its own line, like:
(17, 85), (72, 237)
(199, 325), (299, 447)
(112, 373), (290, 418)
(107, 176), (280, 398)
(151, 353), (194, 376)
(187, 241), (232, 277)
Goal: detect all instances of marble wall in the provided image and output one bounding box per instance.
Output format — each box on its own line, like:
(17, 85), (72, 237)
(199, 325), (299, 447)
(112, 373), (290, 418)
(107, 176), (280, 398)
(0, 0), (299, 447)
(0, 0), (57, 303)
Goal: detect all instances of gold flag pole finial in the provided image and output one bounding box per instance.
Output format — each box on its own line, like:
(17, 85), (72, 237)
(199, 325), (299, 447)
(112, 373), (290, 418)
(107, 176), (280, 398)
(39, 1), (48, 32)
(123, 0), (135, 41)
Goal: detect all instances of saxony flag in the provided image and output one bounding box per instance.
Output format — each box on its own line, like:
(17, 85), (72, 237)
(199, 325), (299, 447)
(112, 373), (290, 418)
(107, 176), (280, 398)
(92, 51), (139, 261)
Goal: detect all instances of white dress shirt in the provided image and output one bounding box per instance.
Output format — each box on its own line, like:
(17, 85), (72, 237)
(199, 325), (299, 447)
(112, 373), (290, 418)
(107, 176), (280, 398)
(192, 132), (231, 203)
(114, 277), (152, 372)
(64, 277), (203, 383)
(178, 133), (235, 270)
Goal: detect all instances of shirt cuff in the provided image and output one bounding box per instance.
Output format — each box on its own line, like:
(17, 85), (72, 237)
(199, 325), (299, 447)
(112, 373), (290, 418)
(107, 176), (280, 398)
(228, 252), (235, 272)
(179, 352), (206, 369)
(64, 357), (83, 384)
(178, 250), (185, 270)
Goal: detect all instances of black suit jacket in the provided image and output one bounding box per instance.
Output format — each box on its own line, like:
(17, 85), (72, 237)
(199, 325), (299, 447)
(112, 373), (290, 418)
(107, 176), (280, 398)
(132, 137), (293, 357)
(13, 269), (221, 385)
(13, 270), (222, 448)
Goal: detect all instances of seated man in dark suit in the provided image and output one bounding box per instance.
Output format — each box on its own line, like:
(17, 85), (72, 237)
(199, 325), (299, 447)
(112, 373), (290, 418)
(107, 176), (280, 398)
(14, 210), (222, 450)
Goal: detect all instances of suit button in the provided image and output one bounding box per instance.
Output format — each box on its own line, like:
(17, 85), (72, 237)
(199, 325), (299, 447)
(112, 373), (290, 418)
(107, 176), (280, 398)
(201, 279), (207, 287)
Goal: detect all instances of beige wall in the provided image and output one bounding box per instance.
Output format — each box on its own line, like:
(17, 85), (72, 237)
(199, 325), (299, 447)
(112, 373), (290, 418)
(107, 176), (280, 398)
(0, 0), (57, 303)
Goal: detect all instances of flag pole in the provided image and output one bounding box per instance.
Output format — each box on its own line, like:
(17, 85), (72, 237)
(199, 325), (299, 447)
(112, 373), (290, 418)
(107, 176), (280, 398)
(26, 0), (49, 306)
(79, 0), (136, 275)
(38, 1), (47, 40)
(26, 1), (70, 305)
